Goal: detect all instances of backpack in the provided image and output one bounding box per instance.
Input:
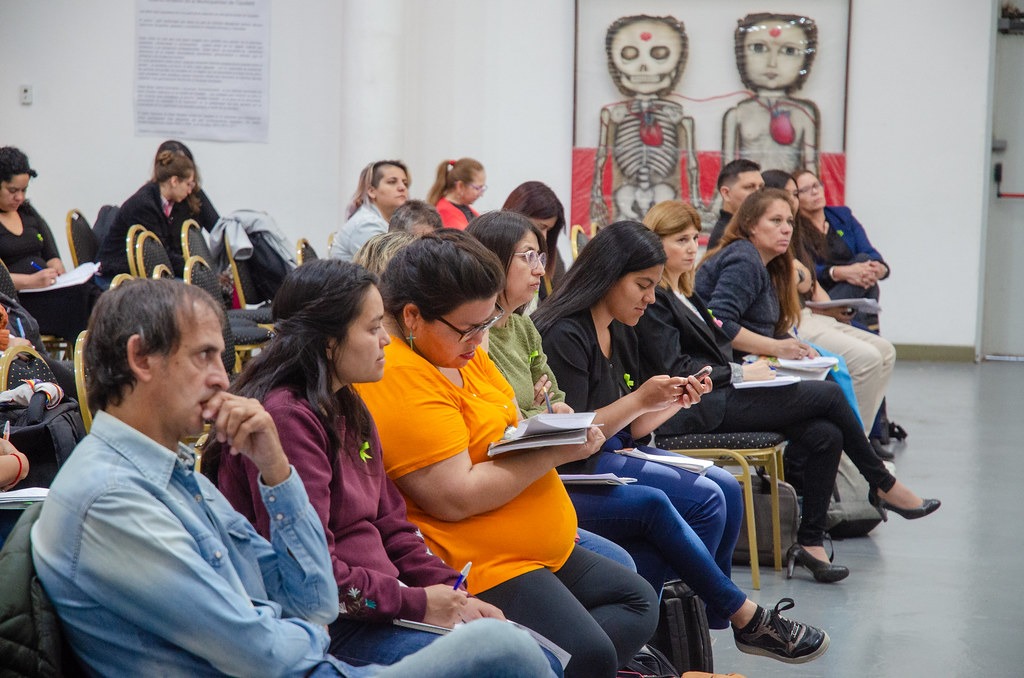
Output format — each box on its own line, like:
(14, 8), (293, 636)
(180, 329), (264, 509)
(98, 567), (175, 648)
(0, 392), (86, 488)
(617, 644), (679, 678)
(647, 579), (714, 674)
(826, 453), (884, 538)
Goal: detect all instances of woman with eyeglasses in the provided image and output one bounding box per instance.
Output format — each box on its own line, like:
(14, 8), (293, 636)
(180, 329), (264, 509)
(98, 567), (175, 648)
(355, 230), (660, 678)
(331, 160), (410, 262)
(792, 170), (888, 332)
(468, 211), (829, 664)
(426, 158), (486, 229)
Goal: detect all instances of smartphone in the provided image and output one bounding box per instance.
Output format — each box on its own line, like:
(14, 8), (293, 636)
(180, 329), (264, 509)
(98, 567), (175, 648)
(689, 365), (713, 380)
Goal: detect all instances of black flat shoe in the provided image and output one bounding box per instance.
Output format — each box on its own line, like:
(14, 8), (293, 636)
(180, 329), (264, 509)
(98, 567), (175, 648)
(869, 492), (941, 522)
(786, 544), (850, 583)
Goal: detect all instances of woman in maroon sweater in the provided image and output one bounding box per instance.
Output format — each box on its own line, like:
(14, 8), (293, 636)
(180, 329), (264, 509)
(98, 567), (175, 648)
(206, 258), (507, 669)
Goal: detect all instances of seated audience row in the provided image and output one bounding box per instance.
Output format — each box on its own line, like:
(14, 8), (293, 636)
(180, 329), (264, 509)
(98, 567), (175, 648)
(29, 278), (558, 677)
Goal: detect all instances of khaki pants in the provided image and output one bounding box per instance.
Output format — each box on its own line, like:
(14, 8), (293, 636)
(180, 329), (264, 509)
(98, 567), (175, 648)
(797, 308), (896, 432)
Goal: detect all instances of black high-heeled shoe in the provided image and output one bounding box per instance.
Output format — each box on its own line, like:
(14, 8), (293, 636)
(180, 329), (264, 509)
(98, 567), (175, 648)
(869, 491), (941, 522)
(786, 544), (850, 583)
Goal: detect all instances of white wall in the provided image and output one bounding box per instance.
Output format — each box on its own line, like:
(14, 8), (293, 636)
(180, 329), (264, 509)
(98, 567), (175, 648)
(843, 0), (996, 348)
(0, 0), (997, 349)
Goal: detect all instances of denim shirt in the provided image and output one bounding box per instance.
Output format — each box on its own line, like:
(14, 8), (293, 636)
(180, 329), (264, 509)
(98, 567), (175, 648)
(31, 411), (351, 677)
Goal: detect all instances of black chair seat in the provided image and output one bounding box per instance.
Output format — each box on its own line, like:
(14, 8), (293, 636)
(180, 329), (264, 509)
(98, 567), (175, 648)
(657, 431), (785, 451)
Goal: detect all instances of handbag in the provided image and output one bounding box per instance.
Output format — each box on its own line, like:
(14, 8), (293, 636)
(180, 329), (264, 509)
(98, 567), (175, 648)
(0, 391), (86, 488)
(731, 469), (799, 566)
(617, 644), (680, 678)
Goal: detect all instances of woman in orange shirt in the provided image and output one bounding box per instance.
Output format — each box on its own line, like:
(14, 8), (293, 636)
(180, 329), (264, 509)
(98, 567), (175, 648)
(356, 230), (659, 678)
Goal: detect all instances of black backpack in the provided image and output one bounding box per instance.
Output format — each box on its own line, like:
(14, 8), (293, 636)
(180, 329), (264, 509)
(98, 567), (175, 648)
(647, 579), (714, 674)
(0, 391), (86, 488)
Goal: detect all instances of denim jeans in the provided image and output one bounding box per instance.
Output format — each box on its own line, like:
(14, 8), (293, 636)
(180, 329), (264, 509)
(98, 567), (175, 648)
(315, 618), (560, 677)
(569, 483), (747, 630)
(594, 435), (743, 586)
(576, 528), (636, 571)
(329, 618), (563, 677)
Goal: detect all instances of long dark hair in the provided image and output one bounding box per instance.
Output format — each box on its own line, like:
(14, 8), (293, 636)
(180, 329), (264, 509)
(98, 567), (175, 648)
(202, 259), (378, 481)
(466, 211), (544, 313)
(702, 188), (800, 335)
(533, 220), (665, 334)
(502, 181), (564, 283)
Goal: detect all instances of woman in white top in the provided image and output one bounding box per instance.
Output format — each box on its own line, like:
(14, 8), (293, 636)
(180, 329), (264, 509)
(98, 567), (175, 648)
(331, 160), (409, 261)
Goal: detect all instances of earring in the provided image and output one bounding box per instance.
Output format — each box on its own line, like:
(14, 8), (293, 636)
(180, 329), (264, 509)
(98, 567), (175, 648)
(406, 332), (415, 349)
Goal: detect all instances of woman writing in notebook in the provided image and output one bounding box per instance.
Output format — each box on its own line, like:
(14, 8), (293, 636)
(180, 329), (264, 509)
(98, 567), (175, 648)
(650, 196), (939, 579)
(206, 259), (550, 671)
(356, 230), (661, 678)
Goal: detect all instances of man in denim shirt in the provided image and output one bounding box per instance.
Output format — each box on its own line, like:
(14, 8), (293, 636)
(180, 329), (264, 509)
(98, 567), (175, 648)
(31, 279), (556, 678)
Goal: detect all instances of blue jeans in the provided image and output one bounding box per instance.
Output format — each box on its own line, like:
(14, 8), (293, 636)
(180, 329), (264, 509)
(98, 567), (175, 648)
(576, 528), (636, 571)
(329, 618), (563, 677)
(594, 435), (743, 586)
(315, 618), (560, 677)
(569, 484), (747, 630)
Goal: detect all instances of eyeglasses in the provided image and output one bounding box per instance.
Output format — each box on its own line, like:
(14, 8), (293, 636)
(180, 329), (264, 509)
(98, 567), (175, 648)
(513, 250), (547, 270)
(795, 181), (822, 196)
(436, 304), (505, 342)
(468, 183), (488, 193)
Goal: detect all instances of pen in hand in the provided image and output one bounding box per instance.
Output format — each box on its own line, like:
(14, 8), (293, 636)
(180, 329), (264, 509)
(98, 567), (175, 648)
(543, 385), (553, 414)
(453, 561), (472, 590)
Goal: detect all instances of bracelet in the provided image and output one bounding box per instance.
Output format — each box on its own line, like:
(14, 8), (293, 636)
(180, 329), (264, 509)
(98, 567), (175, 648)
(829, 266), (837, 281)
(2, 453), (22, 491)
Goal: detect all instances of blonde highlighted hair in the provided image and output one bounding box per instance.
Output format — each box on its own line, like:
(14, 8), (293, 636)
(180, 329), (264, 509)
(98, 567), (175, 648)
(642, 200), (702, 296)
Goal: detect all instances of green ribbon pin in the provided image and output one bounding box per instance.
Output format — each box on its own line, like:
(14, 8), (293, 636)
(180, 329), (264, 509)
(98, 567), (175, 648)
(358, 441), (372, 463)
(836, 229), (845, 237)
(623, 373), (635, 389)
(528, 350), (539, 363)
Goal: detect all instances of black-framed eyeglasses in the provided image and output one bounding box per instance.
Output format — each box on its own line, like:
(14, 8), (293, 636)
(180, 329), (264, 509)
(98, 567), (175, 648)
(513, 250), (547, 270)
(436, 304), (505, 342)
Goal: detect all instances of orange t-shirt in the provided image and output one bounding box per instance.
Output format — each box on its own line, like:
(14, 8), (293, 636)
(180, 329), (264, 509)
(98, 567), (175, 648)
(356, 338), (577, 594)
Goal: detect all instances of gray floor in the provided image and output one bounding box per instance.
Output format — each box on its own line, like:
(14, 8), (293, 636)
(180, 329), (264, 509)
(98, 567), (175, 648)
(710, 361), (1024, 677)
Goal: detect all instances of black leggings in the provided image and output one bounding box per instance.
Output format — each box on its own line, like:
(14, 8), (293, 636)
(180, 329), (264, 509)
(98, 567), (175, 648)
(476, 545), (658, 678)
(666, 379), (894, 546)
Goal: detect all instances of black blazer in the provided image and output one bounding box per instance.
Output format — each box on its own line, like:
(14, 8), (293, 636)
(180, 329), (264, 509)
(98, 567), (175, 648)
(635, 286), (736, 435)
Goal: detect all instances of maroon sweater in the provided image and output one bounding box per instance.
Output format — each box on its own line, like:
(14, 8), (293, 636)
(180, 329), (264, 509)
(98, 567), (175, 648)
(218, 387), (460, 622)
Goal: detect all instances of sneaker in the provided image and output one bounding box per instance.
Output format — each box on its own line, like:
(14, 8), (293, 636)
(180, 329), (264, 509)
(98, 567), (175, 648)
(732, 598), (829, 664)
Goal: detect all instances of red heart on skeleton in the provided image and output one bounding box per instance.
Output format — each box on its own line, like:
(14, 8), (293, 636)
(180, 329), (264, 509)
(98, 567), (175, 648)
(640, 32), (652, 41)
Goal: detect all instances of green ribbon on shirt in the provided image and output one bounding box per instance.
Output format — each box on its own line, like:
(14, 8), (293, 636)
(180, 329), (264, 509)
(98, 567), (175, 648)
(358, 441), (372, 463)
(623, 373), (635, 389)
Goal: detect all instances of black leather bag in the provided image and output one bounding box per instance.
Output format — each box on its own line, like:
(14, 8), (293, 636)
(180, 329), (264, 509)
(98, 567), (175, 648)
(647, 579), (714, 674)
(1, 392), (85, 488)
(731, 470), (799, 566)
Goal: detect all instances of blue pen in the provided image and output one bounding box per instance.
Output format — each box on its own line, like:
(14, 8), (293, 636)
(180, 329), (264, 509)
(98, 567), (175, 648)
(15, 318), (25, 338)
(543, 386), (553, 414)
(453, 561), (472, 590)
(29, 261), (44, 272)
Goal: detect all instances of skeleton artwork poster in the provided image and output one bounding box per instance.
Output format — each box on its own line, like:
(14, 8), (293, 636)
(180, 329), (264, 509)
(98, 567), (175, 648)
(572, 1), (850, 233)
(590, 15), (702, 228)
